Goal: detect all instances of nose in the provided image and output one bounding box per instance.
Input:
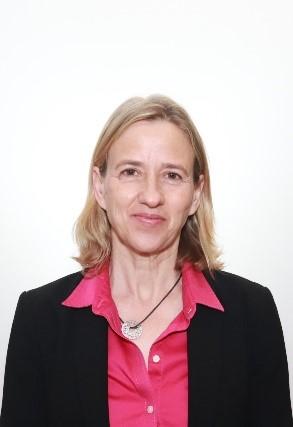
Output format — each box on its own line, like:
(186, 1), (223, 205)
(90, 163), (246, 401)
(137, 174), (164, 207)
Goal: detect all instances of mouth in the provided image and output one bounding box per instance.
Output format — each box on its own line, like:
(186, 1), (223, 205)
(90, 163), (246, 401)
(132, 213), (165, 225)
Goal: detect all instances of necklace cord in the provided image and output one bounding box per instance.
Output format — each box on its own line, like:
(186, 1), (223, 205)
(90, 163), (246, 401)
(119, 274), (182, 329)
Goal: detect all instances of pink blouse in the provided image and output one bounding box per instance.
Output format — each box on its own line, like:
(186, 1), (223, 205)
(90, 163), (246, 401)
(62, 262), (224, 426)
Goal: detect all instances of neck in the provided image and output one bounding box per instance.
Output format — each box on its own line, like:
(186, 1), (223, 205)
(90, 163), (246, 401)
(109, 239), (180, 303)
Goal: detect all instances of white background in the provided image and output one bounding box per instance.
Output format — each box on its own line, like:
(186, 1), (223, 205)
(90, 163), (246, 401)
(0, 0), (292, 406)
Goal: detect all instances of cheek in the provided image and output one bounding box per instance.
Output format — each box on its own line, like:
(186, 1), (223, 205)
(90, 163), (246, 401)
(104, 184), (135, 213)
(169, 189), (195, 214)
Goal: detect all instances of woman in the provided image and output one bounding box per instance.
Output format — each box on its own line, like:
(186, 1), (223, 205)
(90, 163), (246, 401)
(1, 95), (292, 426)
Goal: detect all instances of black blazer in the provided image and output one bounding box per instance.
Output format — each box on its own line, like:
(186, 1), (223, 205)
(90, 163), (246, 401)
(1, 269), (292, 427)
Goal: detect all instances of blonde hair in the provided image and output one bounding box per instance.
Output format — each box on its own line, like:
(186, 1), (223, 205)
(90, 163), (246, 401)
(74, 95), (223, 273)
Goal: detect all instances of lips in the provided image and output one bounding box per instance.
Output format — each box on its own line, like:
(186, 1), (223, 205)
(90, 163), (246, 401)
(132, 213), (165, 225)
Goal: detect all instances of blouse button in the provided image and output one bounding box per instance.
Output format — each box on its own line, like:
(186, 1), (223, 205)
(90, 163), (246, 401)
(147, 405), (154, 414)
(152, 354), (160, 363)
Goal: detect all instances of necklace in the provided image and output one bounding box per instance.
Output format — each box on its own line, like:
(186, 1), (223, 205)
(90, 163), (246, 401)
(119, 274), (182, 340)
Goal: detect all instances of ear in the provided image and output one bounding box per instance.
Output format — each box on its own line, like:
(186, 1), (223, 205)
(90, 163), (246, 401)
(188, 174), (204, 216)
(92, 166), (107, 210)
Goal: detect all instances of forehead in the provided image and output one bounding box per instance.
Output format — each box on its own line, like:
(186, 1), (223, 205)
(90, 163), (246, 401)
(107, 120), (194, 165)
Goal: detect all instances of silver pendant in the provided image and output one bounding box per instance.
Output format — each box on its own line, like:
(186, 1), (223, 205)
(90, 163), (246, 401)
(121, 320), (143, 340)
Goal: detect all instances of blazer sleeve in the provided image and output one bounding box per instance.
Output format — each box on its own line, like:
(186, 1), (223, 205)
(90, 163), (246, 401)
(0, 292), (47, 427)
(247, 286), (292, 426)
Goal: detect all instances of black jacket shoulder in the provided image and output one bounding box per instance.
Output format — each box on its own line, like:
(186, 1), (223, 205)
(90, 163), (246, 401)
(23, 271), (84, 304)
(205, 269), (272, 307)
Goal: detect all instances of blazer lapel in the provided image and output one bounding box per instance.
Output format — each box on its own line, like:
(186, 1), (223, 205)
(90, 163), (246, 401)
(187, 304), (225, 426)
(73, 308), (110, 427)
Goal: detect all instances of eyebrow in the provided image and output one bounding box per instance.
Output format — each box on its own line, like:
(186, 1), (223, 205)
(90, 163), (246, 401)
(114, 160), (190, 176)
(115, 160), (143, 169)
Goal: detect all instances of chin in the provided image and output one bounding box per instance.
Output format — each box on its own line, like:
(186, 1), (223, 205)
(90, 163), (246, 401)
(112, 228), (179, 256)
(124, 237), (176, 257)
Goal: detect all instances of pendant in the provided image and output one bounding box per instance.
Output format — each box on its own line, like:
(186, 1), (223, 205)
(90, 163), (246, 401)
(121, 320), (143, 340)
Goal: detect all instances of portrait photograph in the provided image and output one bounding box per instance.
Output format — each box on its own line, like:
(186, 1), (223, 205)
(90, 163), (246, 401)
(0, 1), (292, 426)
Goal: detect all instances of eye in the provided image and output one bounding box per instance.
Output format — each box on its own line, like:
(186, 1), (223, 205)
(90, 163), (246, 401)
(166, 171), (182, 181)
(120, 168), (139, 177)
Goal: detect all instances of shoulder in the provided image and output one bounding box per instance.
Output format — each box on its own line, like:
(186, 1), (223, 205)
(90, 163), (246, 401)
(204, 269), (277, 319)
(203, 270), (287, 357)
(10, 272), (86, 342)
(19, 271), (84, 311)
(207, 269), (271, 298)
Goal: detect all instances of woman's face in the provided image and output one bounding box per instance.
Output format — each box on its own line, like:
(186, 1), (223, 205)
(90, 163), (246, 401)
(93, 120), (203, 257)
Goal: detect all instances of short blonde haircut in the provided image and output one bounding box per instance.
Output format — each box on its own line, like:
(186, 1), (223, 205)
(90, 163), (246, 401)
(74, 95), (223, 273)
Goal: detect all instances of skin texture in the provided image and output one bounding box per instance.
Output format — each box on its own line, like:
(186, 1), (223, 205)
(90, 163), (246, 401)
(93, 120), (203, 260)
